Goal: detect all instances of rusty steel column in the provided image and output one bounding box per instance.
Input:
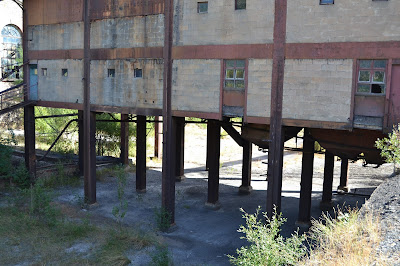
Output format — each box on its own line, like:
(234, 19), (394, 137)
(154, 116), (162, 158)
(266, 0), (287, 217)
(162, 0), (176, 224)
(206, 123), (212, 171)
(78, 110), (84, 176)
(23, 2), (36, 180)
(338, 158), (349, 192)
(321, 151), (334, 207)
(136, 115), (147, 192)
(206, 120), (221, 208)
(120, 113), (129, 165)
(239, 140), (253, 194)
(297, 128), (315, 226)
(83, 0), (96, 204)
(175, 117), (185, 181)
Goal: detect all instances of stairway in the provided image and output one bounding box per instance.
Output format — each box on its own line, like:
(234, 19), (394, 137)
(0, 83), (35, 115)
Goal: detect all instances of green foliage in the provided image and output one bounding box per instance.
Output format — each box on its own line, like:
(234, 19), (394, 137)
(154, 207), (172, 232)
(112, 166), (128, 229)
(150, 245), (172, 266)
(375, 124), (400, 165)
(228, 207), (307, 266)
(12, 162), (30, 189)
(0, 144), (13, 180)
(29, 180), (60, 226)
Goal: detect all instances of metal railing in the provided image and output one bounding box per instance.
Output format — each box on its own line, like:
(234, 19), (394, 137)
(0, 83), (26, 113)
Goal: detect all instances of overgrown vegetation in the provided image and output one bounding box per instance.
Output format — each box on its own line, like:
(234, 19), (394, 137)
(112, 165), (129, 230)
(376, 123), (400, 167)
(154, 207), (172, 232)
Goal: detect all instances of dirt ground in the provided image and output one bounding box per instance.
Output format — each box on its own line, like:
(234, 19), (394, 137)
(1, 124), (395, 265)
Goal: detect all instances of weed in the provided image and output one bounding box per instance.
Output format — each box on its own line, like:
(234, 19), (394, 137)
(12, 162), (30, 189)
(0, 144), (13, 181)
(154, 207), (172, 232)
(376, 124), (400, 167)
(29, 180), (60, 226)
(112, 166), (128, 230)
(150, 245), (172, 266)
(228, 206), (307, 266)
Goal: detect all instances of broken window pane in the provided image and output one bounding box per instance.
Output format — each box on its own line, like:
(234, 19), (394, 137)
(373, 60), (386, 69)
(359, 60), (372, 69)
(197, 2), (208, 13)
(373, 71), (384, 83)
(359, 71), (370, 82)
(62, 69), (68, 77)
(108, 69), (115, 77)
(371, 84), (384, 94)
(42, 68), (47, 76)
(134, 68), (143, 78)
(357, 84), (370, 93)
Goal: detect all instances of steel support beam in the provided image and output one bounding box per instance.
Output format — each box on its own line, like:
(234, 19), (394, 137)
(24, 106), (36, 180)
(120, 113), (129, 165)
(206, 123), (212, 171)
(321, 151), (334, 206)
(338, 157), (349, 192)
(266, 0), (287, 217)
(154, 116), (162, 159)
(175, 117), (185, 181)
(206, 120), (221, 207)
(239, 140), (253, 194)
(83, 112), (96, 204)
(136, 115), (147, 192)
(297, 128), (315, 226)
(161, 0), (176, 224)
(78, 110), (84, 176)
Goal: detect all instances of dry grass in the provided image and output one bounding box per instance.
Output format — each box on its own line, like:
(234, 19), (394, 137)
(301, 208), (390, 266)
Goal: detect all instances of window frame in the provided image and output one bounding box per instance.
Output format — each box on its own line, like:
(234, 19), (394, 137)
(197, 2), (208, 13)
(224, 59), (246, 90)
(134, 68), (143, 78)
(320, 0), (334, 5)
(107, 68), (115, 78)
(61, 68), (68, 77)
(356, 59), (387, 96)
(235, 0), (246, 10)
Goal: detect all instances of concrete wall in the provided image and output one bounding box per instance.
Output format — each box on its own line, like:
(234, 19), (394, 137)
(247, 59), (272, 118)
(37, 59), (83, 103)
(173, 0), (274, 46)
(172, 59), (220, 113)
(91, 15), (164, 49)
(28, 23), (84, 51)
(283, 59), (353, 123)
(287, 0), (400, 43)
(90, 59), (163, 109)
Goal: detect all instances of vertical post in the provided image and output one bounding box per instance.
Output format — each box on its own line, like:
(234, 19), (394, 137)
(24, 106), (36, 180)
(120, 113), (129, 165)
(136, 115), (147, 192)
(266, 0), (287, 217)
(175, 117), (185, 181)
(206, 123), (212, 171)
(338, 158), (349, 192)
(239, 140), (252, 194)
(321, 151), (334, 206)
(83, 0), (96, 204)
(206, 120), (221, 207)
(78, 110), (84, 176)
(162, 0), (175, 224)
(154, 116), (162, 158)
(297, 128), (315, 226)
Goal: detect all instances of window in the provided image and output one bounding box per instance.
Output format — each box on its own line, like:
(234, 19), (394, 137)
(62, 69), (68, 77)
(197, 2), (208, 13)
(108, 68), (115, 77)
(134, 68), (143, 78)
(320, 0), (334, 4)
(1, 24), (22, 80)
(235, 0), (246, 10)
(357, 60), (386, 95)
(42, 68), (47, 76)
(224, 60), (245, 89)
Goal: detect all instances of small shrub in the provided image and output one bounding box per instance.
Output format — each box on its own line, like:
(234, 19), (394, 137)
(0, 144), (13, 180)
(112, 166), (128, 230)
(228, 206), (307, 266)
(154, 207), (172, 232)
(150, 245), (172, 266)
(12, 162), (30, 189)
(29, 180), (60, 226)
(376, 124), (400, 166)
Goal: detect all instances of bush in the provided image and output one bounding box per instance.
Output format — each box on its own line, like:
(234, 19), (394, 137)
(375, 124), (400, 166)
(228, 207), (307, 266)
(0, 144), (13, 180)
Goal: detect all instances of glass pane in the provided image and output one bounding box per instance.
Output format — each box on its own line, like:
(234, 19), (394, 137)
(371, 84), (385, 94)
(226, 69), (234, 79)
(235, 80), (245, 88)
(236, 60), (245, 68)
(197, 2), (208, 13)
(226, 60), (235, 68)
(225, 80), (234, 88)
(359, 71), (370, 82)
(373, 60), (386, 69)
(235, 0), (246, 10)
(373, 71), (385, 83)
(359, 60), (372, 69)
(357, 84), (370, 93)
(320, 0), (334, 4)
(235, 69), (244, 79)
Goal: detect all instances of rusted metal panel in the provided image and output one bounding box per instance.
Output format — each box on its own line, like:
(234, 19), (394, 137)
(286, 41), (400, 60)
(171, 110), (220, 120)
(29, 50), (84, 60)
(90, 0), (164, 20)
(389, 65), (400, 127)
(354, 96), (385, 117)
(222, 90), (245, 107)
(26, 0), (83, 25)
(91, 48), (163, 60)
(172, 44), (273, 60)
(310, 128), (386, 165)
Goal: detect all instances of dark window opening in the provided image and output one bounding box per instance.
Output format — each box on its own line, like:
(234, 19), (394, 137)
(62, 69), (68, 77)
(357, 59), (386, 95)
(108, 68), (115, 77)
(235, 0), (246, 10)
(320, 0), (334, 4)
(134, 68), (143, 78)
(197, 2), (208, 13)
(42, 68), (47, 76)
